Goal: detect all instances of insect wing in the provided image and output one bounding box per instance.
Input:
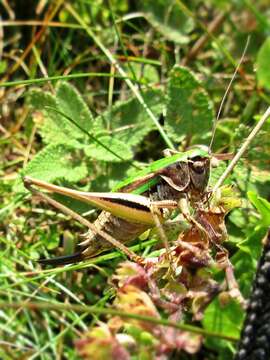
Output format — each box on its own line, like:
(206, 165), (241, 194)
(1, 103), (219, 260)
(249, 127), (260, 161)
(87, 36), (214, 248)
(118, 172), (160, 194)
(159, 162), (190, 192)
(114, 148), (209, 194)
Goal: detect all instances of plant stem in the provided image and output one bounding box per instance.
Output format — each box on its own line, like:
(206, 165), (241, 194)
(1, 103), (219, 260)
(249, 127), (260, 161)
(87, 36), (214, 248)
(0, 301), (238, 342)
(212, 106), (270, 193)
(0, 72), (142, 87)
(65, 3), (175, 150)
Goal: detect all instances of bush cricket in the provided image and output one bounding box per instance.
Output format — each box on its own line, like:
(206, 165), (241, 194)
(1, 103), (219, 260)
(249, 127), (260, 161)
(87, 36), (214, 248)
(23, 39), (270, 267)
(24, 147), (214, 265)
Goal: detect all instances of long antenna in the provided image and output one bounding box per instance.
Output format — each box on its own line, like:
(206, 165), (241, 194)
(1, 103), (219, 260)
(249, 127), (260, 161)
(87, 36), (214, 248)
(209, 36), (251, 152)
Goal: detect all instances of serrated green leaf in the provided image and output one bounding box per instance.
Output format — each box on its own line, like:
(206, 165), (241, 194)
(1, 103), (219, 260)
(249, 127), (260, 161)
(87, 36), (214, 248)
(27, 88), (55, 111)
(96, 89), (164, 148)
(27, 89), (81, 146)
(165, 66), (214, 143)
(27, 82), (102, 147)
(84, 136), (133, 162)
(56, 81), (100, 135)
(141, 0), (194, 44)
(22, 144), (88, 184)
(256, 37), (270, 90)
(248, 191), (270, 227)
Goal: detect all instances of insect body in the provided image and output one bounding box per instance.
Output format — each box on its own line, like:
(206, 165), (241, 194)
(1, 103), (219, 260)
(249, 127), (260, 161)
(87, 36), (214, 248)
(24, 148), (211, 265)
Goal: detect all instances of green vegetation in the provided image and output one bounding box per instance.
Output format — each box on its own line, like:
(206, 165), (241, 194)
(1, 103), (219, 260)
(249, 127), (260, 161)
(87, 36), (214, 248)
(0, 1), (270, 359)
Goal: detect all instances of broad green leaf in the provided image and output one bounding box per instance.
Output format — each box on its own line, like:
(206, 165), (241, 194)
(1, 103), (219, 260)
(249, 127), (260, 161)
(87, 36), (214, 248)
(141, 0), (194, 44)
(22, 144), (88, 184)
(27, 82), (102, 147)
(55, 81), (100, 135)
(84, 136), (133, 162)
(165, 66), (214, 143)
(228, 209), (247, 230)
(248, 191), (270, 227)
(125, 63), (160, 84)
(231, 228), (266, 300)
(27, 89), (61, 144)
(27, 88), (55, 111)
(203, 298), (244, 338)
(236, 227), (266, 264)
(203, 298), (244, 355)
(27, 89), (82, 146)
(256, 37), (270, 90)
(96, 89), (164, 148)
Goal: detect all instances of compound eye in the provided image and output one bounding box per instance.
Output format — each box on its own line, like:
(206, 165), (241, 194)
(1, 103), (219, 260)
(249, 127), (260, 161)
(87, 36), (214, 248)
(189, 156), (205, 174)
(188, 156), (210, 192)
(191, 160), (205, 174)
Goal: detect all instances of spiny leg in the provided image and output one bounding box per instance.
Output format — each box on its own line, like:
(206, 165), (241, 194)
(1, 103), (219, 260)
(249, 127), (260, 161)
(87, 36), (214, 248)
(215, 243), (246, 308)
(149, 198), (178, 270)
(150, 196), (209, 263)
(225, 259), (246, 308)
(178, 196), (209, 239)
(24, 179), (143, 264)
